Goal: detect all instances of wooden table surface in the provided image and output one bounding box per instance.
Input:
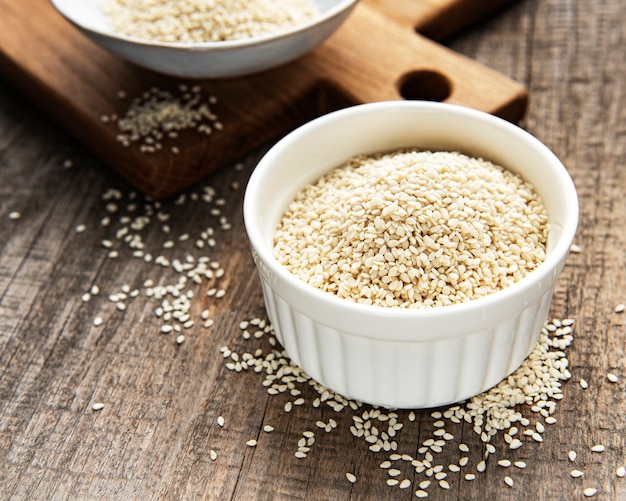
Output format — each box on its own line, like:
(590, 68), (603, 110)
(1, 0), (625, 499)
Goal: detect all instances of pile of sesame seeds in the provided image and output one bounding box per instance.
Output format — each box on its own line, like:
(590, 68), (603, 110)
(103, 0), (318, 43)
(221, 315), (625, 497)
(274, 150), (549, 309)
(100, 85), (221, 153)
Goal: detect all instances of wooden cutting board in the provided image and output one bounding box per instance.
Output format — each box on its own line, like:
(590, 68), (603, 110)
(0, 0), (526, 200)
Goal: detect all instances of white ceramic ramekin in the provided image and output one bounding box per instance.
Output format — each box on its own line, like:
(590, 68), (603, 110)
(243, 101), (578, 409)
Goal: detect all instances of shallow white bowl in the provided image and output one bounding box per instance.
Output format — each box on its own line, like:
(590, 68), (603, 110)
(50, 0), (359, 79)
(244, 101), (579, 409)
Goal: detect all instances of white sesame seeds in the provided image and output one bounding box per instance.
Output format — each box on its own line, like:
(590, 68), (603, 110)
(607, 373), (619, 383)
(104, 0), (318, 43)
(616, 466), (626, 478)
(580, 379), (589, 389)
(614, 303), (625, 313)
(274, 150), (548, 309)
(571, 470), (584, 478)
(216, 416), (225, 427)
(569, 451), (577, 462)
(93, 316), (103, 326)
(591, 445), (606, 453)
(209, 449), (217, 461)
(92, 403), (105, 411)
(8, 211), (21, 220)
(415, 490), (428, 498)
(246, 439), (257, 447)
(504, 476), (514, 487)
(583, 488), (597, 497)
(346, 473), (357, 483)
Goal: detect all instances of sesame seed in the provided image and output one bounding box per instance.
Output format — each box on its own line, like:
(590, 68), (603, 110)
(176, 335), (185, 344)
(93, 316), (103, 326)
(616, 466), (626, 478)
(514, 461), (527, 469)
(415, 490), (428, 498)
(583, 488), (597, 497)
(439, 480), (450, 490)
(464, 473), (476, 481)
(8, 211), (21, 220)
(246, 439), (257, 447)
(209, 450), (217, 461)
(216, 416), (225, 427)
(571, 470), (584, 478)
(346, 473), (357, 483)
(497, 460), (511, 467)
(504, 476), (513, 487)
(92, 403), (105, 411)
(591, 445), (605, 453)
(569, 243), (582, 253)
(580, 379), (589, 389)
(263, 425), (274, 433)
(607, 373), (619, 383)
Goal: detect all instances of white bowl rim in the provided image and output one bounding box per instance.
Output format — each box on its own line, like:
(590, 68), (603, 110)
(50, 0), (359, 52)
(244, 101), (579, 324)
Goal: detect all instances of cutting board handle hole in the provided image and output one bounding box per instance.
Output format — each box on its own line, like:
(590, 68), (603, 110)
(398, 70), (452, 102)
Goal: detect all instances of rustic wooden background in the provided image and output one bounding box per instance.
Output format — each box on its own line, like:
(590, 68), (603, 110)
(1, 0), (625, 499)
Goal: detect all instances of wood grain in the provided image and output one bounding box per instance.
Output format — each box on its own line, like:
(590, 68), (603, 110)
(0, 0), (526, 199)
(1, 0), (626, 500)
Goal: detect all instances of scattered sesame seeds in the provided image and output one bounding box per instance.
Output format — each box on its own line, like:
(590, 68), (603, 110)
(176, 334), (185, 344)
(346, 472), (357, 484)
(246, 439), (257, 447)
(571, 470), (584, 478)
(498, 459), (512, 467)
(569, 451), (578, 462)
(583, 487), (597, 497)
(616, 466), (625, 478)
(591, 445), (606, 453)
(216, 416), (225, 427)
(607, 373), (619, 383)
(209, 449), (218, 461)
(102, 86), (222, 153)
(580, 379), (589, 389)
(415, 490), (429, 498)
(92, 403), (105, 411)
(504, 476), (514, 487)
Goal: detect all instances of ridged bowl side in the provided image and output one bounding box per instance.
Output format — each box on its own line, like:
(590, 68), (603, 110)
(260, 278), (556, 409)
